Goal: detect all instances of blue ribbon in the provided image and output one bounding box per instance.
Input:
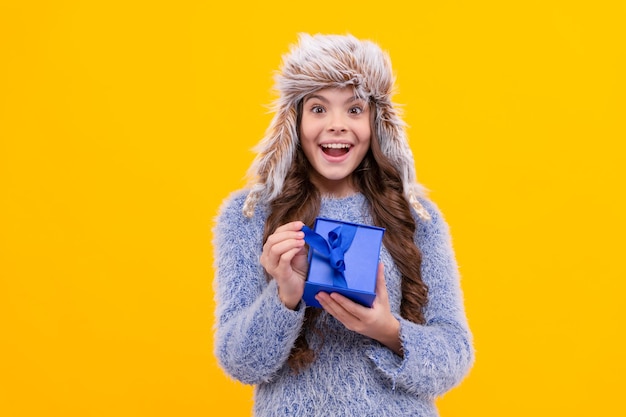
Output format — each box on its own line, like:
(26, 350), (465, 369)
(301, 223), (357, 288)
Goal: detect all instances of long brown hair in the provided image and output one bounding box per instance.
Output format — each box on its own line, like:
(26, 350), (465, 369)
(262, 102), (428, 372)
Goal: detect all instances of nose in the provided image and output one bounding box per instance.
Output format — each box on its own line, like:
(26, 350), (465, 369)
(327, 111), (348, 134)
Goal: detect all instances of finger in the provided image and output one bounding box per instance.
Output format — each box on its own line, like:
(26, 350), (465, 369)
(318, 293), (367, 332)
(275, 246), (305, 273)
(267, 236), (305, 259)
(316, 292), (349, 320)
(330, 292), (369, 317)
(273, 221), (305, 233)
(371, 263), (392, 311)
(375, 263), (388, 300)
(262, 238), (305, 270)
(263, 229), (305, 266)
(264, 229), (305, 249)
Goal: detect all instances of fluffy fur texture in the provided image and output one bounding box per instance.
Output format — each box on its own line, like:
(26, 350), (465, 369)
(214, 191), (474, 416)
(242, 33), (430, 221)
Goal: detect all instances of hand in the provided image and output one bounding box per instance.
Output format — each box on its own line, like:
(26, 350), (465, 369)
(315, 263), (403, 356)
(260, 221), (308, 310)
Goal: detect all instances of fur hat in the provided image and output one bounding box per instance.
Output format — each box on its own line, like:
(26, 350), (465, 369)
(242, 33), (430, 220)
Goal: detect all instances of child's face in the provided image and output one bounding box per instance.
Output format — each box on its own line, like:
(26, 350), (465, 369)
(300, 87), (371, 196)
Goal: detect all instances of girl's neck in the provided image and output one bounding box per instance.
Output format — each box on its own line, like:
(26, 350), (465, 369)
(310, 174), (359, 198)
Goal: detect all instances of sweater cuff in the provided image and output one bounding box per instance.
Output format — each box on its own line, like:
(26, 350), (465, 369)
(266, 279), (306, 322)
(366, 314), (409, 388)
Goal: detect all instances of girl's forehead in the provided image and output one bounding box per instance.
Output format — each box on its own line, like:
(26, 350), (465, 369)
(303, 86), (368, 102)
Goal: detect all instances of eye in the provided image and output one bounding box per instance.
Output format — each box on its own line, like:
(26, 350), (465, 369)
(349, 106), (363, 115)
(311, 105), (325, 114)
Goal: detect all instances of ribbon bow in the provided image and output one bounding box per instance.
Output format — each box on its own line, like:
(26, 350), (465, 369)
(301, 223), (357, 288)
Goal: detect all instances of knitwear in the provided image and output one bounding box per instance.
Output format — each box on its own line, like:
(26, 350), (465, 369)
(213, 191), (474, 417)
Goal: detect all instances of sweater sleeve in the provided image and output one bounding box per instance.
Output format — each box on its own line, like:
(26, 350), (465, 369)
(366, 198), (474, 398)
(212, 191), (306, 385)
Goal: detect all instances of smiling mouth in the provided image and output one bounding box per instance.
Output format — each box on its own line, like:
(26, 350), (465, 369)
(320, 143), (351, 157)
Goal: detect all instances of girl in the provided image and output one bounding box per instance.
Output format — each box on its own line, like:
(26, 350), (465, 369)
(213, 33), (474, 416)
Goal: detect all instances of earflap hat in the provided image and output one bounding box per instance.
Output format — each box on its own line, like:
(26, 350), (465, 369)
(242, 33), (430, 220)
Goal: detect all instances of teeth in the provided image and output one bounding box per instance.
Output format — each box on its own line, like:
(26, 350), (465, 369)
(321, 143), (351, 149)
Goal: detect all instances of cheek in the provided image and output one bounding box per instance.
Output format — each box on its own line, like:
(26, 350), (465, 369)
(359, 129), (372, 147)
(299, 129), (315, 149)
(299, 119), (318, 143)
(356, 120), (372, 141)
(300, 121), (327, 154)
(298, 131), (318, 160)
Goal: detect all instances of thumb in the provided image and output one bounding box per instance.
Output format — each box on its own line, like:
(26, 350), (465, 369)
(375, 262), (388, 301)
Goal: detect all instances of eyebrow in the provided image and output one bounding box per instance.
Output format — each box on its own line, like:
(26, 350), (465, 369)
(304, 94), (365, 105)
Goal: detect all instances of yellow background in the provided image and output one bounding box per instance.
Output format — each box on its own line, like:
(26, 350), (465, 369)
(1, 1), (625, 415)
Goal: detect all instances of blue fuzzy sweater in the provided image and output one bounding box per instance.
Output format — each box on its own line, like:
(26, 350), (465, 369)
(213, 191), (474, 416)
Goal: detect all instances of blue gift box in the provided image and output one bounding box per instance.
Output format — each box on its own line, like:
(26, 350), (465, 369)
(302, 217), (385, 308)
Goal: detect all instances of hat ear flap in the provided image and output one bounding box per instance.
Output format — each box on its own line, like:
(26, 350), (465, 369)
(376, 104), (431, 220)
(243, 104), (299, 217)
